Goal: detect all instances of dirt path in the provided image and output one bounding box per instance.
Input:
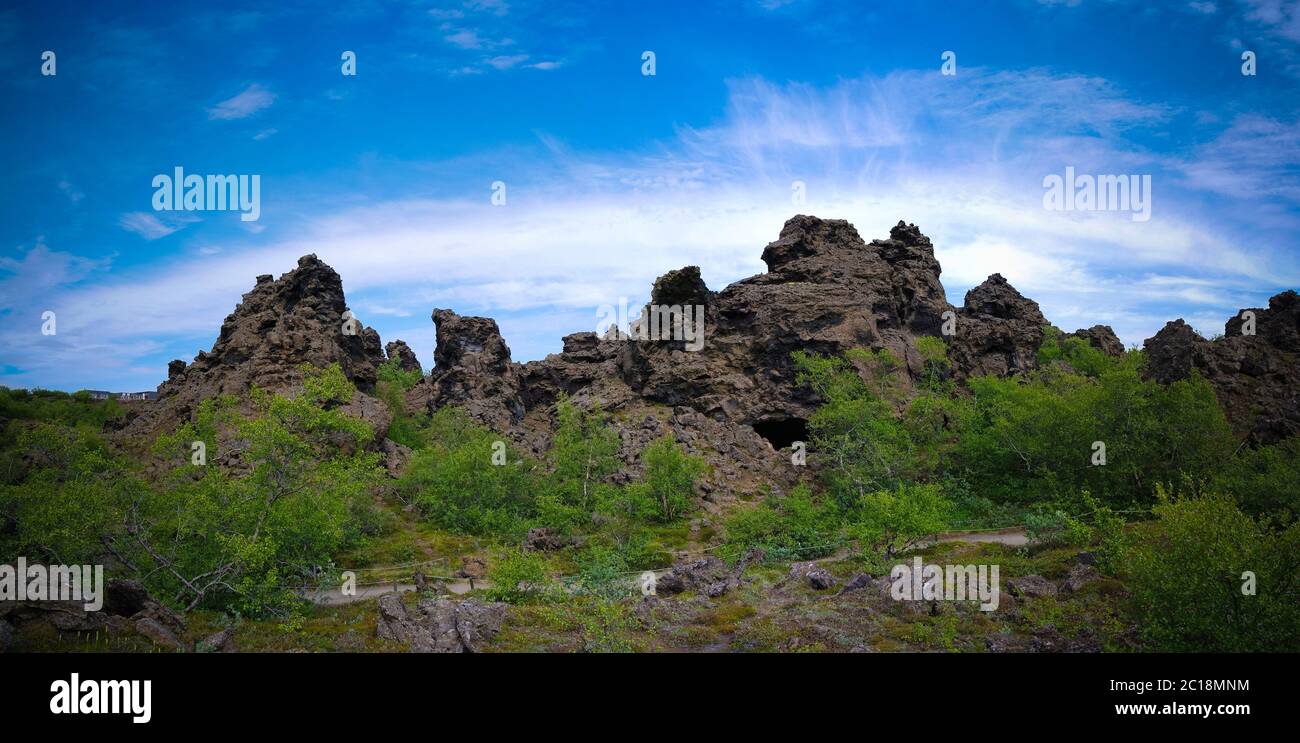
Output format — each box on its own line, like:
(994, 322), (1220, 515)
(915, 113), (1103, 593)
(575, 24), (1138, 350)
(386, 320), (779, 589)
(303, 579), (484, 606)
(921, 527), (1029, 548)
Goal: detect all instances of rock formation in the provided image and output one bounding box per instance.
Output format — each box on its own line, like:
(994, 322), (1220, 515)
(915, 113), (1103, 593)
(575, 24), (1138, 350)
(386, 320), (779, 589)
(1143, 290), (1300, 443)
(124, 214), (1297, 492)
(1064, 325), (1126, 357)
(948, 273), (1048, 378)
(124, 254), (390, 441)
(384, 340), (422, 373)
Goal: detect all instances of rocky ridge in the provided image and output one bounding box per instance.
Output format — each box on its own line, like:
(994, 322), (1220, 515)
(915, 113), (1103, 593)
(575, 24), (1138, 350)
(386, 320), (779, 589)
(133, 215), (1297, 492)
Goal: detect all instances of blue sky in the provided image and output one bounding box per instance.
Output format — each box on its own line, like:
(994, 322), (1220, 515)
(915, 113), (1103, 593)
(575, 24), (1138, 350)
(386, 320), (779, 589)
(2, 0), (1299, 392)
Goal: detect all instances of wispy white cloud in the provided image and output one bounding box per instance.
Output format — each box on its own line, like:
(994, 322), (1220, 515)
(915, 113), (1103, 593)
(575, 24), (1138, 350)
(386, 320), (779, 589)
(118, 213), (178, 240)
(207, 83), (275, 120)
(5, 67), (1297, 390)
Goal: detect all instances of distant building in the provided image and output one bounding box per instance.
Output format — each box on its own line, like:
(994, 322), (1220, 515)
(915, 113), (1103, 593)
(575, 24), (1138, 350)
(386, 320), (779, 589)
(79, 390), (157, 402)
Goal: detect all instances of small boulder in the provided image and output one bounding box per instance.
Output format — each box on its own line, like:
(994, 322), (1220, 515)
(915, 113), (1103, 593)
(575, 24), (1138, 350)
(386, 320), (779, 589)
(134, 617), (183, 650)
(1061, 563), (1100, 594)
(195, 628), (237, 653)
(837, 573), (874, 595)
(523, 527), (572, 552)
(788, 562), (836, 590)
(656, 556), (732, 597)
(376, 593), (505, 653)
(1006, 575), (1057, 599)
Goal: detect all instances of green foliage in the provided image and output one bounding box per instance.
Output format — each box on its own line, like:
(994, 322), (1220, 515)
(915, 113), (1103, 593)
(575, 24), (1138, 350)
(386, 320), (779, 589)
(0, 423), (135, 565)
(957, 362), (1234, 506)
(914, 336), (953, 393)
(375, 358), (426, 450)
(794, 348), (916, 507)
(619, 434), (706, 522)
(376, 357), (423, 390)
(1035, 326), (1118, 378)
(542, 396), (621, 529)
(719, 485), (839, 561)
(124, 364), (387, 616)
(1105, 488), (1300, 651)
(486, 550), (557, 604)
(847, 482), (952, 558)
(397, 406), (538, 537)
(0, 386), (124, 429)
(574, 545), (633, 600)
(577, 597), (635, 652)
(1214, 436), (1300, 522)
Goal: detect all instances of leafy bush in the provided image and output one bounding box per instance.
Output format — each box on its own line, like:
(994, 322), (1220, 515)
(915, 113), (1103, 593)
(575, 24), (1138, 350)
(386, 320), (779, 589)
(957, 362), (1234, 506)
(376, 357), (423, 390)
(397, 406), (538, 536)
(619, 434), (706, 522)
(720, 484), (839, 561)
(0, 386), (123, 429)
(120, 364), (388, 616)
(1105, 488), (1300, 651)
(847, 483), (952, 558)
(486, 549), (557, 604)
(542, 397), (621, 529)
(794, 348), (917, 507)
(0, 423), (135, 565)
(1214, 436), (1300, 522)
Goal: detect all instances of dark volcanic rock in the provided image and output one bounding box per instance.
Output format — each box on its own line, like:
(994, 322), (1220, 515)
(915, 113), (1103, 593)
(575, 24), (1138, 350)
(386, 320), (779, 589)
(160, 255), (386, 399)
(375, 593), (505, 653)
(414, 216), (1075, 496)
(385, 340), (423, 373)
(1006, 575), (1057, 599)
(949, 273), (1048, 378)
(128, 254), (390, 443)
(1065, 325), (1125, 357)
(1143, 291), (1300, 443)
(415, 308), (526, 432)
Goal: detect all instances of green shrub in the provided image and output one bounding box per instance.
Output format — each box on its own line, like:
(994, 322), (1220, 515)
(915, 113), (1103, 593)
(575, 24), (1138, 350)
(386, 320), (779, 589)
(397, 407), (538, 537)
(847, 482), (952, 558)
(543, 396), (621, 528)
(619, 434), (706, 522)
(720, 484), (839, 561)
(122, 365), (387, 615)
(486, 550), (557, 604)
(794, 348), (916, 507)
(376, 357), (423, 390)
(1215, 436), (1300, 522)
(1106, 488), (1300, 651)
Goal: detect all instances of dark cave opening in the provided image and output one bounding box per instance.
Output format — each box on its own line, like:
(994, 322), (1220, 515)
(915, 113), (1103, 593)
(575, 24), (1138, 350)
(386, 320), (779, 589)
(752, 417), (810, 451)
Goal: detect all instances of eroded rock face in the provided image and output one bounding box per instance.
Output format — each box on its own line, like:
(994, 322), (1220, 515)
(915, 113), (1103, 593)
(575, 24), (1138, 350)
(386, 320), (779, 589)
(160, 255), (386, 400)
(127, 255), (389, 442)
(138, 215), (1295, 500)
(403, 216), (1071, 495)
(384, 340), (423, 373)
(418, 308), (526, 432)
(375, 593), (505, 653)
(1143, 291), (1300, 443)
(949, 273), (1048, 379)
(1065, 325), (1125, 357)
